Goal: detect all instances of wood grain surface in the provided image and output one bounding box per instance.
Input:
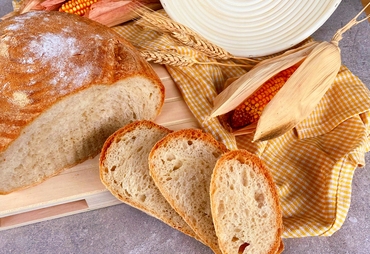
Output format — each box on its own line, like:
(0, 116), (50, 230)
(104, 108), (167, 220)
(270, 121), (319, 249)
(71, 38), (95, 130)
(0, 64), (200, 231)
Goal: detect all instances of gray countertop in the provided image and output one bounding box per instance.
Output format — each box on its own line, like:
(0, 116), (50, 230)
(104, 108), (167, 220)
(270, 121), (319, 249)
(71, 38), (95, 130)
(1, 0), (369, 253)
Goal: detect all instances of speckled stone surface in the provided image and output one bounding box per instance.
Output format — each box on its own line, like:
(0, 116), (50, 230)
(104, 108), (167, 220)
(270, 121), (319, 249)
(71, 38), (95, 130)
(0, 0), (369, 253)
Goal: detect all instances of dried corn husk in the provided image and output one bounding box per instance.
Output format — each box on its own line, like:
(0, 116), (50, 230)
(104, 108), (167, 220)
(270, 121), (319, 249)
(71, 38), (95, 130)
(1, 0), (44, 20)
(210, 3), (370, 142)
(3, 0), (162, 27)
(85, 0), (162, 27)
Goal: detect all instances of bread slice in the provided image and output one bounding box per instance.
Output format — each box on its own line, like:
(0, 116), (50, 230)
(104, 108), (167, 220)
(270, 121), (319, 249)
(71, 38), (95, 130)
(148, 129), (229, 254)
(210, 150), (284, 254)
(99, 120), (203, 241)
(0, 11), (164, 194)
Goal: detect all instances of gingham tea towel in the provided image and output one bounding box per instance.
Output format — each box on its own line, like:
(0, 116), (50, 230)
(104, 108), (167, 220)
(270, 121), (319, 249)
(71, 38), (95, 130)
(113, 19), (370, 238)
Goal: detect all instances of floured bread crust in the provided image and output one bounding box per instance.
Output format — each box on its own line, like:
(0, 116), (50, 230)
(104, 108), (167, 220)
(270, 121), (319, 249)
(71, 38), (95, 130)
(0, 11), (165, 194)
(0, 10), (163, 152)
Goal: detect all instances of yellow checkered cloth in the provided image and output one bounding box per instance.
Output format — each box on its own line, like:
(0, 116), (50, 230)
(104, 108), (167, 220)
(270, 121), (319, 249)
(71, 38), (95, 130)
(10, 0), (369, 241)
(112, 20), (370, 238)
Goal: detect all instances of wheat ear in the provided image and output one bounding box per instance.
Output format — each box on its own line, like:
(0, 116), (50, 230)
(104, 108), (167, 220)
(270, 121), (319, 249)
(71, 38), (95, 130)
(134, 7), (259, 64)
(140, 50), (254, 69)
(140, 50), (198, 66)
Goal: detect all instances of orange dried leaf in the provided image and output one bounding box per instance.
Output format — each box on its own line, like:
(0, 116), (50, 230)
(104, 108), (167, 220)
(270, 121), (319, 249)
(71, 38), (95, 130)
(40, 0), (67, 11)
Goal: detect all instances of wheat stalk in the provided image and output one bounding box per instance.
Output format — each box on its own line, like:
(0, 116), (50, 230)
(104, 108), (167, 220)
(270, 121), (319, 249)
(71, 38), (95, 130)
(140, 50), (254, 69)
(134, 7), (259, 64)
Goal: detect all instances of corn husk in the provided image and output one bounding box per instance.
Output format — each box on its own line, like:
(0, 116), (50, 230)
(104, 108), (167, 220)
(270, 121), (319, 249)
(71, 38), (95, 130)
(3, 0), (162, 27)
(211, 41), (319, 117)
(210, 3), (370, 142)
(85, 0), (162, 27)
(1, 0), (43, 20)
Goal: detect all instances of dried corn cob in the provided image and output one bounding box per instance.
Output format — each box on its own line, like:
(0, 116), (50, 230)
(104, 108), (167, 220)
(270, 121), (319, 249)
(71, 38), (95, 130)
(210, 3), (369, 141)
(230, 65), (298, 128)
(59, 0), (98, 16)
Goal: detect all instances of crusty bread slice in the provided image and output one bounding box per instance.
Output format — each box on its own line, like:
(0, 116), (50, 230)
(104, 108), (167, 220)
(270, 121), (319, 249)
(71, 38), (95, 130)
(210, 150), (284, 254)
(148, 129), (229, 254)
(99, 121), (201, 241)
(0, 11), (164, 194)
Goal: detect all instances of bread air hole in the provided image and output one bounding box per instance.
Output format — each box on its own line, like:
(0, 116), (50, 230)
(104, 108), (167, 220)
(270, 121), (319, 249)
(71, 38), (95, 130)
(124, 189), (132, 197)
(139, 194), (146, 202)
(212, 151), (221, 158)
(172, 160), (183, 171)
(166, 153), (176, 161)
(229, 166), (234, 173)
(110, 166), (116, 172)
(238, 242), (250, 254)
(218, 200), (225, 215)
(241, 169), (248, 187)
(254, 192), (265, 208)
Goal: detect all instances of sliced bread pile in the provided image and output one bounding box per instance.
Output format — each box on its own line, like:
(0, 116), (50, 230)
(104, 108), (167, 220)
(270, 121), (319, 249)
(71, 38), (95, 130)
(99, 120), (202, 242)
(99, 120), (284, 254)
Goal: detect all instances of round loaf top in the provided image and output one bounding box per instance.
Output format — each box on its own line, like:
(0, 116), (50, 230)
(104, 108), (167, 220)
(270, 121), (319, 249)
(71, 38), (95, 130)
(0, 11), (163, 152)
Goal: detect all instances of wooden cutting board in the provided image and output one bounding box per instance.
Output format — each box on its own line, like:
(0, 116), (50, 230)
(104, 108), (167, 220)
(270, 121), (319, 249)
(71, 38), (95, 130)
(0, 64), (200, 231)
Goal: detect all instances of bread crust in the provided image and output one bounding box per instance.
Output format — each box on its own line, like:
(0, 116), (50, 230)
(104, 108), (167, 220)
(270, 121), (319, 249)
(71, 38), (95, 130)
(99, 120), (172, 174)
(149, 129), (229, 158)
(0, 11), (164, 153)
(210, 149), (284, 254)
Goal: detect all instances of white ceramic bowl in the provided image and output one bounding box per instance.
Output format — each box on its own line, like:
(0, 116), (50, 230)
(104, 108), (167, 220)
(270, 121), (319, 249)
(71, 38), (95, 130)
(160, 0), (341, 57)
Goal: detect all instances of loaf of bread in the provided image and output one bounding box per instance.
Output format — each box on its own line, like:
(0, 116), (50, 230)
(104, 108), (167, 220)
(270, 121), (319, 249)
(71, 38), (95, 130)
(148, 129), (229, 254)
(210, 150), (284, 254)
(0, 11), (165, 194)
(99, 120), (202, 241)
